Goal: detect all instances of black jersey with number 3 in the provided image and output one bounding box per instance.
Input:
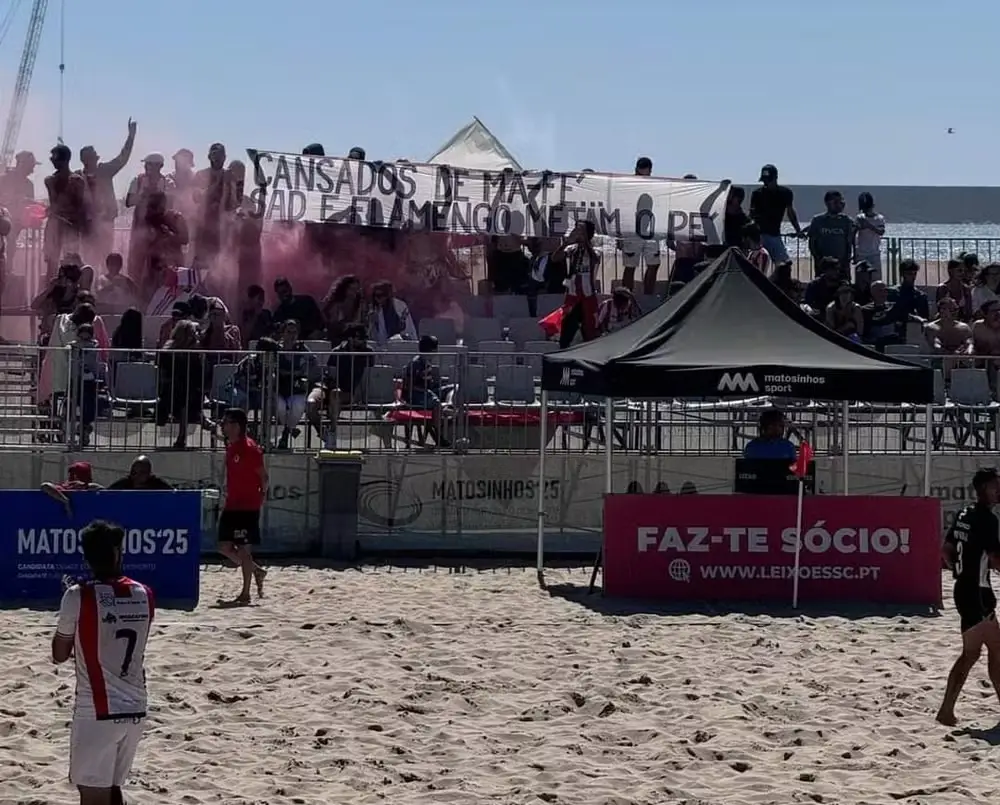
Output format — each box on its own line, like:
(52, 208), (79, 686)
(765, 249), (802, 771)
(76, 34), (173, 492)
(946, 503), (1000, 589)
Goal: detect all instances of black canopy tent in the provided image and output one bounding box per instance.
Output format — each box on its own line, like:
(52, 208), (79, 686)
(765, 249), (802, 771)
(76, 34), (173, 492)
(532, 248), (936, 583)
(540, 249), (934, 403)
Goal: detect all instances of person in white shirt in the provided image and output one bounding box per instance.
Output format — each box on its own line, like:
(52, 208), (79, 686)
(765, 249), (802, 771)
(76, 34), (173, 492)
(367, 281), (417, 345)
(52, 520), (154, 805)
(971, 262), (1000, 318)
(853, 192), (886, 279)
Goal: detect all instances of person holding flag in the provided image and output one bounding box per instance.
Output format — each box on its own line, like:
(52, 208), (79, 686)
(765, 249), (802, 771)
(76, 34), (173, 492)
(538, 220), (601, 348)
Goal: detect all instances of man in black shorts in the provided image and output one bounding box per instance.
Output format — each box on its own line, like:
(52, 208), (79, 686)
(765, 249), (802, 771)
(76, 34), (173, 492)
(937, 467), (1000, 725)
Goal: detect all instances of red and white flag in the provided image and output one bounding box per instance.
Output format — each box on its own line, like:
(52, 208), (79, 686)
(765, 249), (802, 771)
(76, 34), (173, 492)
(791, 441), (814, 479)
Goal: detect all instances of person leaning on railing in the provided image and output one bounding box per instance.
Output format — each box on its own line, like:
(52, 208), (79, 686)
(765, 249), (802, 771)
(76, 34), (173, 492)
(41, 461), (103, 516)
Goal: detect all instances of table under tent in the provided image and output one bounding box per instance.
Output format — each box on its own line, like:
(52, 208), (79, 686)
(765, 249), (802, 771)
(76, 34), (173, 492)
(533, 248), (936, 586)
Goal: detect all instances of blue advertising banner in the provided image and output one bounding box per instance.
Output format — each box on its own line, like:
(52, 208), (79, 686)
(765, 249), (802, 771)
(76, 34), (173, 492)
(0, 490), (202, 609)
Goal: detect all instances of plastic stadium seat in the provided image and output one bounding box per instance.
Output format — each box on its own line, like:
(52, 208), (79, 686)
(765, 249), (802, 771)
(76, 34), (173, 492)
(535, 294), (564, 318)
(460, 363), (489, 405)
(635, 295), (663, 314)
(507, 317), (545, 349)
(905, 321), (924, 345)
(476, 340), (515, 377)
(363, 365), (398, 407)
(522, 340), (559, 377)
(210, 364), (238, 403)
(491, 295), (530, 321)
(495, 364), (536, 404)
(460, 295), (490, 318)
(419, 317), (458, 346)
(384, 340), (418, 372)
(112, 362), (157, 404)
(950, 368), (994, 406)
(465, 317), (503, 347)
(304, 340), (331, 354)
(885, 344), (920, 357)
(933, 369), (946, 405)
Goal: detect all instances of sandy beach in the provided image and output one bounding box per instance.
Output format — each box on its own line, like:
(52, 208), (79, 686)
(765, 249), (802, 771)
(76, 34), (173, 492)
(0, 565), (997, 805)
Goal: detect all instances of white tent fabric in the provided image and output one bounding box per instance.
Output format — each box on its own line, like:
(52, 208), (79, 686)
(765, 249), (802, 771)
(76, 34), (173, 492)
(427, 117), (523, 172)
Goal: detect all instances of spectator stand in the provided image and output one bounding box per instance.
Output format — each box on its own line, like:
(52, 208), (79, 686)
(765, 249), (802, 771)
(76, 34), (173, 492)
(535, 249), (935, 587)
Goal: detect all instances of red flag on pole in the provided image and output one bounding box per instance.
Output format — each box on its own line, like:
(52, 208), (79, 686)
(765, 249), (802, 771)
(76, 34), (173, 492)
(791, 441), (814, 479)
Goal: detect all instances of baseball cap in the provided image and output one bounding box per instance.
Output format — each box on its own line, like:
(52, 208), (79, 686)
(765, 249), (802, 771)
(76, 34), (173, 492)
(14, 150), (38, 165)
(759, 163), (778, 181)
(67, 461), (93, 484)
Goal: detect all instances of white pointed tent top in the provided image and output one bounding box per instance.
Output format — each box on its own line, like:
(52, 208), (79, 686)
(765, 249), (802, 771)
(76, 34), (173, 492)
(427, 116), (523, 172)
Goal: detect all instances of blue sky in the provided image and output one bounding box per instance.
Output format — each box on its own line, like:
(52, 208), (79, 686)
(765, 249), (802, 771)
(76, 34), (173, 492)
(1, 0), (993, 187)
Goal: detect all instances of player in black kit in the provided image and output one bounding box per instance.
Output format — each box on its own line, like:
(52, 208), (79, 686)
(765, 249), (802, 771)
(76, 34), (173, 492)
(937, 467), (1000, 726)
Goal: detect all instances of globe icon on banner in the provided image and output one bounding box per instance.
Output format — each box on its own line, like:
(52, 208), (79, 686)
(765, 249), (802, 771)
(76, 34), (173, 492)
(668, 558), (691, 583)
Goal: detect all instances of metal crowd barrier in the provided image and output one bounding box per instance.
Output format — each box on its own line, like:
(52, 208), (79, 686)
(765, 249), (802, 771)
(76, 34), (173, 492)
(0, 343), (994, 455)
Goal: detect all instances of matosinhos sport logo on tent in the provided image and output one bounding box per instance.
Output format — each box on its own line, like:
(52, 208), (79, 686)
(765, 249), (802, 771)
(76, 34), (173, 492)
(717, 372), (827, 395)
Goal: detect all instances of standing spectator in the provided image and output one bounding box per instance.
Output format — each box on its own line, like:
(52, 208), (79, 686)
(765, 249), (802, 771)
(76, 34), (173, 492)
(888, 259), (930, 324)
(272, 277), (324, 337)
(549, 221), (601, 349)
(107, 455), (173, 490)
(0, 203), (11, 333)
(273, 319), (313, 450)
(0, 150), (38, 276)
(67, 322), (104, 447)
(78, 118), (137, 267)
(44, 145), (91, 276)
(193, 143), (233, 269)
(936, 258), (973, 321)
(853, 192), (885, 277)
(724, 187), (749, 249)
(804, 257), (843, 316)
(596, 287), (642, 334)
(240, 284), (273, 347)
(156, 319), (205, 449)
(486, 234), (530, 296)
(135, 191), (188, 298)
(808, 190), (853, 276)
(971, 262), (1000, 317)
(158, 301), (190, 348)
(96, 252), (140, 310)
(749, 164), (805, 266)
(320, 275), (364, 344)
(168, 148), (197, 224)
(960, 251), (980, 283)
(109, 306), (144, 385)
(621, 156), (662, 292)
(824, 284), (863, 341)
(368, 280), (416, 345)
(742, 222), (772, 273)
(227, 161), (264, 291)
(861, 281), (908, 350)
(125, 154), (174, 281)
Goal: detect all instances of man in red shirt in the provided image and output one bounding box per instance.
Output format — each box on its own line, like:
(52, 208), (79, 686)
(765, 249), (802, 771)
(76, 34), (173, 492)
(219, 408), (268, 604)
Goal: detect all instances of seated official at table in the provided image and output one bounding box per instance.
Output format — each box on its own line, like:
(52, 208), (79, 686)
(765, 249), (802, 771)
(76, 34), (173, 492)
(743, 409), (796, 460)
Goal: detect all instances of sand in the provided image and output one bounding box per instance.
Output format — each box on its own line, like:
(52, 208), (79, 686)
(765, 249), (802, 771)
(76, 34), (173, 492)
(0, 565), (997, 805)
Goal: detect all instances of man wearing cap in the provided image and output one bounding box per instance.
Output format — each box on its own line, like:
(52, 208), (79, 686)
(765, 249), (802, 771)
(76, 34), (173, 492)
(78, 118), (137, 267)
(749, 164), (804, 267)
(126, 153), (174, 284)
(41, 461), (103, 515)
(44, 145), (91, 276)
(192, 143), (235, 270)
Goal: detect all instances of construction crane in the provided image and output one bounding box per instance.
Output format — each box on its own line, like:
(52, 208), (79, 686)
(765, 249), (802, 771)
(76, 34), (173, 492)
(0, 0), (49, 170)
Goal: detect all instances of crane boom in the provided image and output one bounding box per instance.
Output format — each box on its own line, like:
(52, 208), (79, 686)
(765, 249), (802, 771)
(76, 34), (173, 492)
(0, 0), (49, 169)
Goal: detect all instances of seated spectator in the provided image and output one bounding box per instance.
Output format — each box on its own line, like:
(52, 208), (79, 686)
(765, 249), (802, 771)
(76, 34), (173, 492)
(742, 222), (772, 274)
(320, 274), (365, 344)
(158, 301), (190, 348)
(926, 297), (973, 378)
(200, 298), (241, 353)
(224, 337), (280, 442)
(107, 455), (174, 490)
(272, 276), (324, 337)
(240, 284), (273, 347)
(888, 259), (930, 323)
(596, 287), (642, 334)
(31, 260), (81, 338)
(973, 301), (1000, 388)
(852, 262), (874, 306)
(936, 258), (973, 320)
(770, 261), (795, 296)
(155, 319), (205, 449)
(306, 326), (373, 449)
(402, 335), (451, 448)
(743, 408), (796, 460)
(187, 293), (210, 329)
(273, 319), (315, 450)
(368, 280), (416, 345)
(67, 322), (106, 447)
(109, 306), (144, 383)
(972, 262), (1000, 316)
(486, 234), (530, 295)
(861, 280), (908, 350)
(96, 251), (139, 310)
(805, 257), (844, 318)
(824, 283), (863, 341)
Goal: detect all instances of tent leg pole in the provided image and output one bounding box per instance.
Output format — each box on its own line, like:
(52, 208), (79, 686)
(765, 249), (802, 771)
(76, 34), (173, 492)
(605, 398), (614, 494)
(536, 391), (549, 588)
(841, 400), (850, 496)
(923, 402), (933, 497)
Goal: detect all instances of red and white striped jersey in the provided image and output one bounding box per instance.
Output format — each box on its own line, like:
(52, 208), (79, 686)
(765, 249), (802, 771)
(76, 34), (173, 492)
(563, 244), (601, 299)
(55, 578), (154, 721)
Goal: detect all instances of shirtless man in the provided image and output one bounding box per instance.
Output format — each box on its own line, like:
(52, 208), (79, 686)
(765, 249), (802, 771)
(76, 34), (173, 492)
(926, 296), (973, 377)
(44, 145), (91, 276)
(937, 468), (1000, 725)
(79, 118), (136, 267)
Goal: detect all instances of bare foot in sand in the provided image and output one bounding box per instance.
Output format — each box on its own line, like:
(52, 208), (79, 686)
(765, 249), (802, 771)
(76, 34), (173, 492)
(936, 710), (957, 726)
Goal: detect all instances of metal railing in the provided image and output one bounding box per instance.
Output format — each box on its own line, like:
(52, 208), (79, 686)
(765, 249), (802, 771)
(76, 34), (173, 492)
(0, 343), (996, 456)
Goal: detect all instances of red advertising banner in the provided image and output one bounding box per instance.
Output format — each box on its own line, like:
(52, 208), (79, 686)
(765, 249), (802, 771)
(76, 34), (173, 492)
(603, 495), (942, 605)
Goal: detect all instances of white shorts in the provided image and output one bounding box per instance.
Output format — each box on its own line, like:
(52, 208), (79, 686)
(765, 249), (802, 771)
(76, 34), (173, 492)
(621, 236), (661, 269)
(69, 718), (145, 788)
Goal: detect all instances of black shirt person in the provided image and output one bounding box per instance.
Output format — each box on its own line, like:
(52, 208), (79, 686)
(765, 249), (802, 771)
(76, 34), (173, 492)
(271, 277), (324, 338)
(108, 455), (174, 490)
(937, 468), (1000, 726)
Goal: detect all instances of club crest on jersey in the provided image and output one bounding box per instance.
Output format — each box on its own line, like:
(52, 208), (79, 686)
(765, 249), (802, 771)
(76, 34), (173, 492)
(99, 591), (115, 608)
